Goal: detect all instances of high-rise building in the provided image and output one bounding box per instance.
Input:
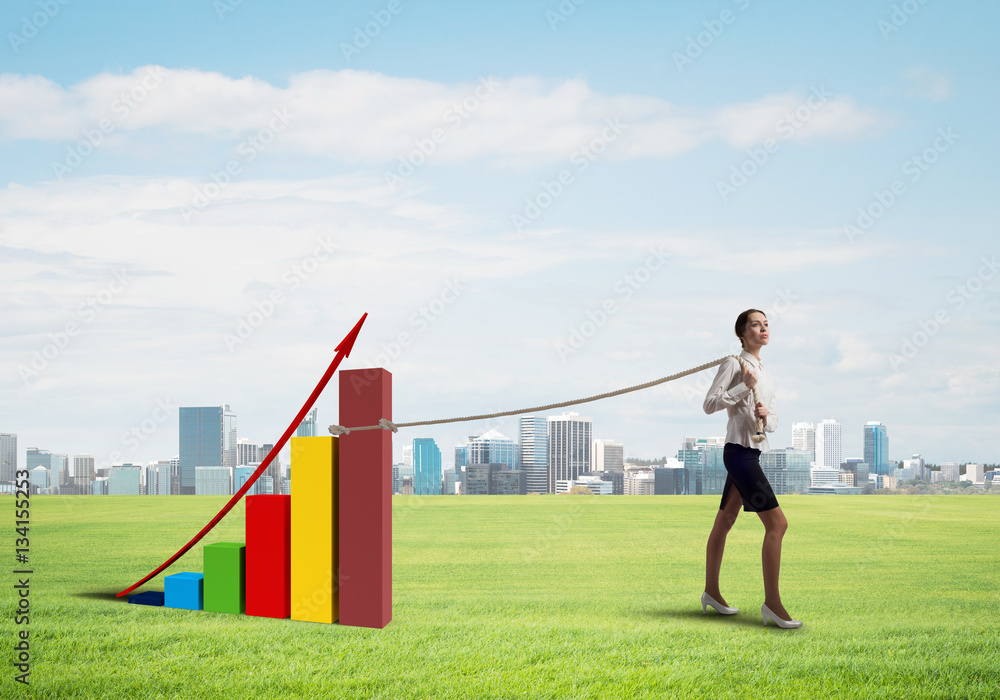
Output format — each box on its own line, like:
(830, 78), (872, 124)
(547, 412), (592, 494)
(466, 429), (518, 470)
(841, 458), (871, 490)
(402, 445), (413, 466)
(792, 423), (816, 462)
(864, 422), (890, 475)
(592, 440), (624, 473)
(519, 416), (549, 494)
(413, 438), (442, 495)
(761, 448), (813, 494)
(109, 465), (142, 495)
(902, 454), (926, 481)
(1, 433), (17, 485)
(295, 407), (317, 438)
(237, 438), (259, 466)
(939, 462), (960, 482)
(73, 454), (95, 495)
(53, 453), (69, 491)
(144, 461), (172, 495)
(29, 465), (51, 492)
(196, 466), (232, 495)
(259, 443), (280, 495)
(677, 437), (726, 495)
(179, 405), (237, 494)
(27, 447), (54, 471)
(233, 466), (258, 495)
(815, 419), (843, 469)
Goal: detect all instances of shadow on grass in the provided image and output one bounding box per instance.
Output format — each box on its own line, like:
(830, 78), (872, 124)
(71, 589), (134, 602)
(644, 608), (793, 629)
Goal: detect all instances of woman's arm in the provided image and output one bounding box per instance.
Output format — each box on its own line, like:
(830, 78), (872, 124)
(703, 358), (751, 415)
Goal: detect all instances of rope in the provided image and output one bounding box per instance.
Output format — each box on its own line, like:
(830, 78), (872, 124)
(328, 354), (767, 441)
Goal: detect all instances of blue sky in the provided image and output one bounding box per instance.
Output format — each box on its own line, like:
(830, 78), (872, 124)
(2, 0), (998, 472)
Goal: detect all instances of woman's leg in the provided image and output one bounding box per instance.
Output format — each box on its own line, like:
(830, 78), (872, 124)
(705, 481), (742, 605)
(756, 506), (792, 619)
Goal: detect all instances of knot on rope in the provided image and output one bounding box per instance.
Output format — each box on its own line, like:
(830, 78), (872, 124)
(378, 418), (398, 433)
(328, 424), (351, 436)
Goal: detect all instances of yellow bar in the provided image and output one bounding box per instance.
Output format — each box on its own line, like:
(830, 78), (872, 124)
(290, 435), (338, 623)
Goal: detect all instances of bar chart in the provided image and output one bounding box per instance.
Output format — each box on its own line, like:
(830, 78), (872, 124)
(128, 367), (392, 629)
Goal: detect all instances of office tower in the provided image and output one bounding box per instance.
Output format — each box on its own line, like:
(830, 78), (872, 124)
(453, 445), (466, 477)
(402, 445), (413, 466)
(841, 458), (871, 490)
(53, 453), (69, 491)
(196, 466), (233, 495)
(145, 461), (172, 495)
(547, 412), (592, 494)
(939, 462), (960, 482)
(295, 407), (317, 438)
(653, 464), (685, 495)
(109, 465), (142, 495)
(902, 454), (926, 481)
(967, 464), (985, 483)
(466, 429), (518, 470)
(864, 422), (890, 475)
(761, 449), (813, 495)
(677, 437), (726, 495)
(815, 419), (842, 469)
(27, 447), (54, 471)
(73, 454), (95, 495)
(233, 466), (257, 495)
(412, 438), (442, 495)
(29, 466), (51, 492)
(259, 443), (280, 495)
(519, 416), (549, 494)
(624, 471), (656, 495)
(178, 405), (237, 494)
(592, 440), (624, 472)
(1, 433), (17, 484)
(237, 438), (260, 466)
(792, 423), (816, 462)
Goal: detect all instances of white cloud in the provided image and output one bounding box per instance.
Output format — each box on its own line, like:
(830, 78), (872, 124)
(0, 66), (887, 166)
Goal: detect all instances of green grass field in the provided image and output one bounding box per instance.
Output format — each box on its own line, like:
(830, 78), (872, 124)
(3, 494), (999, 699)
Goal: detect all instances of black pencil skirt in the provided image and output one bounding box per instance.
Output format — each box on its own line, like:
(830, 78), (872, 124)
(719, 442), (779, 513)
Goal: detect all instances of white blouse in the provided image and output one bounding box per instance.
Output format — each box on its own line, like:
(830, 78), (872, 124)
(702, 350), (778, 451)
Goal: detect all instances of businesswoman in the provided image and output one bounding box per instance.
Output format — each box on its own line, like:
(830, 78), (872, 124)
(700, 309), (801, 628)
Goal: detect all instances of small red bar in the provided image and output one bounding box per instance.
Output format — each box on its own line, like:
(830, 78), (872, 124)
(245, 494), (291, 619)
(339, 368), (392, 628)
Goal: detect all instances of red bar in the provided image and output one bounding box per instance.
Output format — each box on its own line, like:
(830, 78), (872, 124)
(339, 368), (392, 628)
(245, 494), (291, 619)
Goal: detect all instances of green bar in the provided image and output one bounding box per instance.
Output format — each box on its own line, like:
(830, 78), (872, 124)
(203, 542), (245, 614)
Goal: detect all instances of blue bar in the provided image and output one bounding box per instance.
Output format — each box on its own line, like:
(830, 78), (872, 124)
(128, 591), (165, 606)
(165, 572), (204, 610)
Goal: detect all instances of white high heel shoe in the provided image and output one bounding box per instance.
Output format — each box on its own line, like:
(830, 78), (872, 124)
(761, 603), (802, 629)
(701, 591), (738, 615)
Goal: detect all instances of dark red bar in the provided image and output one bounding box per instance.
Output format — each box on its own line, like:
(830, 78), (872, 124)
(245, 494), (291, 619)
(338, 368), (392, 628)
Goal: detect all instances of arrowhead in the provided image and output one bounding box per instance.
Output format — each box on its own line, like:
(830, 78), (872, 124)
(335, 312), (367, 358)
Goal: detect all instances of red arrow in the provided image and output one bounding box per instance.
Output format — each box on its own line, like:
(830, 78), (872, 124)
(117, 312), (368, 598)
